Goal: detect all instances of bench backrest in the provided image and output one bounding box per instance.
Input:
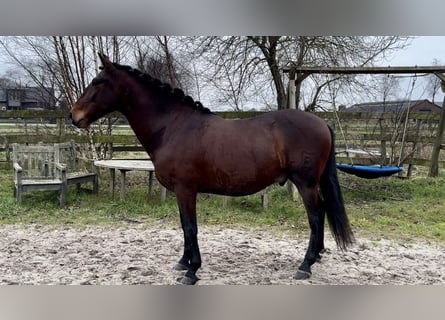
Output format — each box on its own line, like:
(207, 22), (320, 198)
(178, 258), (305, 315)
(12, 143), (58, 179)
(55, 140), (79, 173)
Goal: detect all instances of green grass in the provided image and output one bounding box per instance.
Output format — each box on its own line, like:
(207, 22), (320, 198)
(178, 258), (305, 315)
(340, 173), (445, 241)
(1, 168), (444, 243)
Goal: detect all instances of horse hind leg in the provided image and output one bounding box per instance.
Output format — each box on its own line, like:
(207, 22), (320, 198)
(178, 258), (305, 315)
(291, 177), (326, 280)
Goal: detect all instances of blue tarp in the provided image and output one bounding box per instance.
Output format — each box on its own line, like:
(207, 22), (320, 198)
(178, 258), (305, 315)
(336, 164), (403, 179)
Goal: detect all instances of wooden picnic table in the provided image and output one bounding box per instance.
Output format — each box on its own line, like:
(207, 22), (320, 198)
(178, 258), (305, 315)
(94, 159), (167, 201)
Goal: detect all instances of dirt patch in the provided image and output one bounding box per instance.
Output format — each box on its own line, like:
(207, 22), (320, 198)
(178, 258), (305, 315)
(0, 224), (443, 285)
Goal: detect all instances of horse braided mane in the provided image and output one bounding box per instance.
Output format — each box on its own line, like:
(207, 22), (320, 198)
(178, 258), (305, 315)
(112, 63), (212, 114)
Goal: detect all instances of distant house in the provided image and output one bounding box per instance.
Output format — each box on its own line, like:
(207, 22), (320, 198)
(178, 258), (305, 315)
(342, 99), (442, 115)
(0, 87), (56, 110)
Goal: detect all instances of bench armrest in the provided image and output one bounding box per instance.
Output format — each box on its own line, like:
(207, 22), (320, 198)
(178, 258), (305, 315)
(13, 162), (23, 184)
(56, 162), (66, 171)
(55, 163), (67, 181)
(13, 162), (23, 173)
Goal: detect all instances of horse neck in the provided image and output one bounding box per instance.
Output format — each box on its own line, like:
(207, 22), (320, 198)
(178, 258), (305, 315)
(120, 87), (196, 158)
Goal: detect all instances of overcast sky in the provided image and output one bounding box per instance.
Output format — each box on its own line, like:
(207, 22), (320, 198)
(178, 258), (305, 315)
(376, 36), (445, 104)
(384, 36), (445, 66)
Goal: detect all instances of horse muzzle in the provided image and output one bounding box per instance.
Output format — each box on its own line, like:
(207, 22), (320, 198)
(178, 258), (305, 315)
(69, 112), (87, 128)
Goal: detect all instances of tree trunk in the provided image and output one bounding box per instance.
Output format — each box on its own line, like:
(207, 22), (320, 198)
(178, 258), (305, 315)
(249, 36), (287, 109)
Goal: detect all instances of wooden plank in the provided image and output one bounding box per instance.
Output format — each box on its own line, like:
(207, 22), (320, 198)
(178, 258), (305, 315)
(283, 65), (445, 74)
(1, 134), (140, 144)
(0, 109), (68, 119)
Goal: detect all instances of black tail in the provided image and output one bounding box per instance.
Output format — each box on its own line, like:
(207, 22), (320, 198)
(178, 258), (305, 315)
(320, 126), (354, 250)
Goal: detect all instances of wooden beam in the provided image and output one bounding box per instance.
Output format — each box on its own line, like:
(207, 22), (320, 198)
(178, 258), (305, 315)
(282, 65), (445, 74)
(434, 72), (445, 82)
(434, 72), (445, 93)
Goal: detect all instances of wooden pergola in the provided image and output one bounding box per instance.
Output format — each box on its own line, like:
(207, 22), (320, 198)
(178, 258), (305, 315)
(283, 65), (445, 177)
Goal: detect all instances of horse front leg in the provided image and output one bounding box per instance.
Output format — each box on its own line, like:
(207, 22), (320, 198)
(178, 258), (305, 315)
(173, 212), (192, 271)
(174, 190), (201, 285)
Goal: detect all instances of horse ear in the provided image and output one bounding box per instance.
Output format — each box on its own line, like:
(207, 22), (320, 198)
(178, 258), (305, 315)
(98, 52), (113, 71)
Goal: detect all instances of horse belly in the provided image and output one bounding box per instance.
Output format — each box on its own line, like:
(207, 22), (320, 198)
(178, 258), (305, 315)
(200, 163), (284, 196)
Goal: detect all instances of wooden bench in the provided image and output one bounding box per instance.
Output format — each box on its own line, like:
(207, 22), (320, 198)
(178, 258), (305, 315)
(12, 141), (97, 207)
(13, 143), (67, 206)
(54, 141), (98, 195)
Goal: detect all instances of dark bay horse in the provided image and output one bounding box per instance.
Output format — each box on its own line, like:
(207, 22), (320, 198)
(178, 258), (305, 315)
(70, 53), (354, 284)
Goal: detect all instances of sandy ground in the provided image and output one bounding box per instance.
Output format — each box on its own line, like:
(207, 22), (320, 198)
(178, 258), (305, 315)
(0, 223), (443, 285)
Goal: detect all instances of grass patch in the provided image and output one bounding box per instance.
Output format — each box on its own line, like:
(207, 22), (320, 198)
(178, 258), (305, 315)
(1, 169), (444, 242)
(340, 172), (445, 241)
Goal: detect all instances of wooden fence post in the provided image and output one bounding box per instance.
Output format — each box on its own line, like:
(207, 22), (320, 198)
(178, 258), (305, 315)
(5, 140), (10, 162)
(286, 68), (300, 201)
(57, 117), (65, 137)
(380, 139), (387, 165)
(428, 82), (445, 177)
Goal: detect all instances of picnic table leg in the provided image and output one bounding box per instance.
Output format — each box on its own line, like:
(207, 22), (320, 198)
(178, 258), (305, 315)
(16, 186), (22, 205)
(222, 196), (228, 208)
(148, 170), (153, 196)
(109, 168), (115, 199)
(161, 186), (167, 202)
(261, 190), (269, 209)
(119, 169), (128, 201)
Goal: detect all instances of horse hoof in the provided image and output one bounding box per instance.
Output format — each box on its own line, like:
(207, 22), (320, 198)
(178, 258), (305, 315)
(173, 263), (189, 271)
(179, 276), (198, 285)
(293, 270), (312, 280)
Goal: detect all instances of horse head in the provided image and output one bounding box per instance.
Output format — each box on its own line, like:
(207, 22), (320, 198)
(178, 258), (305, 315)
(70, 52), (125, 128)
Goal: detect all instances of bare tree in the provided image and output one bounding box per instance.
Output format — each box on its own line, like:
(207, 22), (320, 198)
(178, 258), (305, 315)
(248, 36), (287, 110)
(131, 36), (193, 92)
(156, 36), (177, 87)
(0, 36), (132, 160)
(189, 36), (278, 111)
(203, 39), (254, 111)
(0, 37), (62, 104)
(189, 36), (410, 111)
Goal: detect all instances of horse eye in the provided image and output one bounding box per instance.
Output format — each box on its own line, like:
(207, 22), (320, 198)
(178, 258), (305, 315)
(91, 78), (107, 86)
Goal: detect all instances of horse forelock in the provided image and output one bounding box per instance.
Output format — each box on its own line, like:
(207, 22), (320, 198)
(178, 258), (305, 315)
(111, 62), (212, 114)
